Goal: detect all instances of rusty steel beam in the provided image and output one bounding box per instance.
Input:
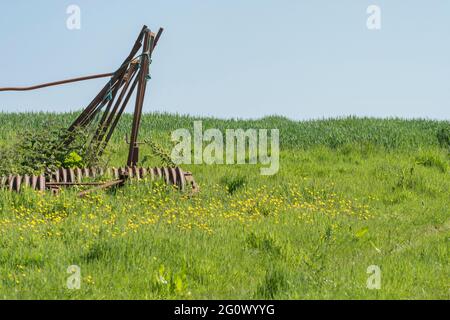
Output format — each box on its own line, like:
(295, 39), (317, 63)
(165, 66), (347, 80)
(127, 29), (154, 167)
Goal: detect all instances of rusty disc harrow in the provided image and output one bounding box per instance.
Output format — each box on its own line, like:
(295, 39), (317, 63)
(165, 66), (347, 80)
(0, 167), (198, 194)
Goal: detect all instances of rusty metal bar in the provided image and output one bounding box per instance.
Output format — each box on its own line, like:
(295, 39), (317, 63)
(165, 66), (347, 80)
(0, 73), (115, 92)
(127, 29), (153, 167)
(153, 28), (164, 49)
(46, 182), (109, 186)
(78, 179), (125, 198)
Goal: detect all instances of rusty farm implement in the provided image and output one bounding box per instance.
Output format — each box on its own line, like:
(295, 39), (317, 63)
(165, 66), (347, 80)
(0, 25), (198, 195)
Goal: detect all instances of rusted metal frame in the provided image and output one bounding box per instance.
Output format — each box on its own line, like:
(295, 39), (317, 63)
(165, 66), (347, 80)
(63, 80), (118, 151)
(69, 28), (146, 130)
(67, 26), (161, 147)
(95, 28), (162, 153)
(90, 73), (128, 147)
(68, 86), (109, 132)
(119, 28), (162, 163)
(101, 70), (141, 152)
(69, 26), (147, 131)
(74, 77), (123, 129)
(94, 64), (138, 144)
(127, 31), (151, 166)
(94, 64), (140, 158)
(96, 76), (126, 127)
(69, 70), (127, 131)
(127, 29), (154, 167)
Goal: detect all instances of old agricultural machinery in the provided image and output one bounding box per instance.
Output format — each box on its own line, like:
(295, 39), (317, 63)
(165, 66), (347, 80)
(0, 25), (198, 196)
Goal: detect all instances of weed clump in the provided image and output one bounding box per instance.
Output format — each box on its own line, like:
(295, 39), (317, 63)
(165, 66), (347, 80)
(256, 267), (288, 299)
(416, 152), (448, 173)
(0, 123), (96, 176)
(221, 175), (247, 194)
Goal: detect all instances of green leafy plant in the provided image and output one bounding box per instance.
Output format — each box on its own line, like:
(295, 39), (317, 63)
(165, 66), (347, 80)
(63, 151), (85, 169)
(0, 123), (98, 176)
(221, 175), (247, 194)
(146, 139), (176, 167)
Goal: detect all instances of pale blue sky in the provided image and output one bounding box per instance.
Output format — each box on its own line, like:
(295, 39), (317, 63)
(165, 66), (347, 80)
(0, 1), (449, 119)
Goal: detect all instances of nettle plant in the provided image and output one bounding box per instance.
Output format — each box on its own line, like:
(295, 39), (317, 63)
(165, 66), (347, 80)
(0, 124), (95, 176)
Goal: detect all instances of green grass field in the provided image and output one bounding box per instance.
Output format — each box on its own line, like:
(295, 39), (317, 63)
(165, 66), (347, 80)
(0, 112), (449, 299)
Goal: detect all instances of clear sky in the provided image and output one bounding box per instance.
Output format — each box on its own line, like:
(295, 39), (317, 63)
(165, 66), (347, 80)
(0, 1), (449, 120)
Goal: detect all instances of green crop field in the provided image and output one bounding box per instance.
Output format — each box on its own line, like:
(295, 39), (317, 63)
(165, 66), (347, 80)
(0, 112), (449, 299)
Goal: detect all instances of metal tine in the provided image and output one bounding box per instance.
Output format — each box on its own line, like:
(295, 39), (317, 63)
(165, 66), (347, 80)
(0, 176), (7, 189)
(8, 175), (14, 191)
(75, 168), (82, 183)
(61, 168), (68, 183)
(133, 167), (141, 180)
(38, 175), (45, 192)
(127, 167), (133, 178)
(23, 175), (30, 189)
(13, 175), (21, 192)
(31, 175), (38, 190)
(176, 167), (186, 191)
(162, 167), (170, 185)
(149, 167), (155, 181)
(169, 167), (177, 185)
(112, 167), (119, 179)
(69, 169), (75, 183)
(154, 167), (161, 179)
(140, 167), (147, 180)
(54, 170), (60, 183)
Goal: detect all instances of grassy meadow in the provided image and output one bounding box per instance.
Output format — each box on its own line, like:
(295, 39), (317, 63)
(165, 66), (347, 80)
(0, 112), (449, 299)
